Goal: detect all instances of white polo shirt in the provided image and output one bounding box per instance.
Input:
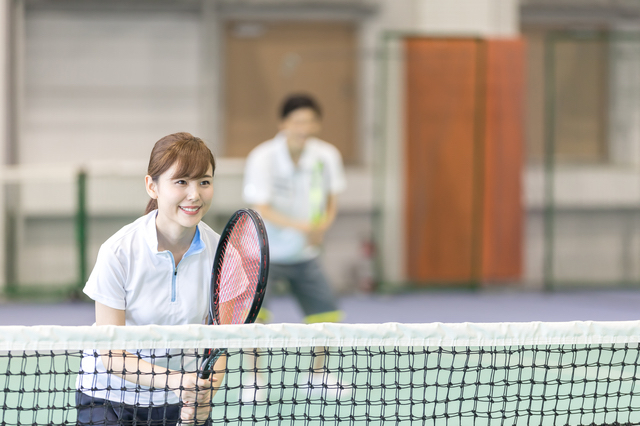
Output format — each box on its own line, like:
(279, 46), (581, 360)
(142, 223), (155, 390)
(77, 210), (220, 406)
(243, 132), (346, 264)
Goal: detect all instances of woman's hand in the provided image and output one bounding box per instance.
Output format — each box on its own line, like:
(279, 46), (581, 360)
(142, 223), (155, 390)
(172, 373), (217, 425)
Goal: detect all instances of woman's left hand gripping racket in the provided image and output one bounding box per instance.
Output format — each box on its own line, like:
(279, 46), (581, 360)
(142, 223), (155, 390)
(198, 208), (269, 379)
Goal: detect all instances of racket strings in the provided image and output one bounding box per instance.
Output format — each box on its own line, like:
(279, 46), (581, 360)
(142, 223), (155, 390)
(217, 215), (262, 324)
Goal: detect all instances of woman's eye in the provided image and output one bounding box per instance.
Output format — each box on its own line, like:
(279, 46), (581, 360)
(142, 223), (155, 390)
(200, 180), (211, 186)
(176, 180), (187, 185)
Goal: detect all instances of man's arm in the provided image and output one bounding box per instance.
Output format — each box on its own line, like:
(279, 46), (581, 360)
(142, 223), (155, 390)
(252, 194), (339, 247)
(251, 204), (312, 234)
(316, 193), (338, 231)
(307, 194), (338, 246)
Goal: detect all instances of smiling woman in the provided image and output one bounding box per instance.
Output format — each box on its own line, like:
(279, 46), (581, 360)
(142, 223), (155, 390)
(75, 132), (223, 426)
(144, 132), (216, 216)
(144, 134), (216, 264)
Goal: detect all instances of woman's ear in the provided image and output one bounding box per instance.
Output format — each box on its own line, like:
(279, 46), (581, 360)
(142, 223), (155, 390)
(145, 175), (158, 200)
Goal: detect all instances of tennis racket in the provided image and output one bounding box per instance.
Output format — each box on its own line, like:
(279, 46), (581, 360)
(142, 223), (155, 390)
(198, 208), (269, 379)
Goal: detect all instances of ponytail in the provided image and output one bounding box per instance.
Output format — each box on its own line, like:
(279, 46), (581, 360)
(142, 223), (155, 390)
(145, 198), (158, 215)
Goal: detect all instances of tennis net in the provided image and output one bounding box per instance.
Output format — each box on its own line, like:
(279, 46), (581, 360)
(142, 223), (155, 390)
(2, 321), (640, 425)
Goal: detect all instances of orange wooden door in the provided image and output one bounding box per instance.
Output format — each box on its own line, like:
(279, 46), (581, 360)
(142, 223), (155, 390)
(405, 38), (480, 283)
(404, 38), (524, 285)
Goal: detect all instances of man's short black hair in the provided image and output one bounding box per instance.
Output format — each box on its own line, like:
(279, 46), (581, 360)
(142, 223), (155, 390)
(280, 94), (322, 120)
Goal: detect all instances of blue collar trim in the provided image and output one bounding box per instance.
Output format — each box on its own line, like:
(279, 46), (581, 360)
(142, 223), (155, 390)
(183, 226), (205, 258)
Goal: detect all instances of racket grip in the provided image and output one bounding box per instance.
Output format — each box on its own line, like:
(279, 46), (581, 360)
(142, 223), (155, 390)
(198, 348), (225, 380)
(198, 368), (210, 380)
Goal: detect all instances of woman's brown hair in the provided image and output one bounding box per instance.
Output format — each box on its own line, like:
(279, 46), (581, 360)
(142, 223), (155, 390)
(145, 132), (216, 214)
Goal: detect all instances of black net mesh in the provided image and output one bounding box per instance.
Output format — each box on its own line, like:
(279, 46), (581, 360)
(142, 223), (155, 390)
(2, 343), (640, 425)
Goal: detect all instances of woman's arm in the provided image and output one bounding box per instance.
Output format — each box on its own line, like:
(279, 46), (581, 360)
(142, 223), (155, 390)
(95, 302), (220, 424)
(95, 302), (188, 390)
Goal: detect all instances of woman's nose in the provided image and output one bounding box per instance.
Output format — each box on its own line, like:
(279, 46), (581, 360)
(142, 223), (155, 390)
(187, 184), (200, 201)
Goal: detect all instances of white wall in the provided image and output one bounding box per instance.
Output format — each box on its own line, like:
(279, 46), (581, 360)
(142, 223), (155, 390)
(8, 5), (209, 288)
(416, 0), (518, 36)
(22, 7), (203, 165)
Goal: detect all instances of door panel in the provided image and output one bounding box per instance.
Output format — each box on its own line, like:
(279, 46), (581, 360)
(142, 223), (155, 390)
(404, 38), (524, 285)
(405, 39), (479, 282)
(225, 21), (357, 161)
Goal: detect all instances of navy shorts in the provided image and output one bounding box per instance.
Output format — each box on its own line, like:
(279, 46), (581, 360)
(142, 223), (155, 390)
(75, 391), (212, 426)
(261, 257), (342, 323)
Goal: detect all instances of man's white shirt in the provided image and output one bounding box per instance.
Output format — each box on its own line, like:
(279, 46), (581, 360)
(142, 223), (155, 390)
(243, 133), (346, 264)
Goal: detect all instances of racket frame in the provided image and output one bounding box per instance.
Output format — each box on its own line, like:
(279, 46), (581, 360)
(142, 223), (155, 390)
(198, 208), (269, 379)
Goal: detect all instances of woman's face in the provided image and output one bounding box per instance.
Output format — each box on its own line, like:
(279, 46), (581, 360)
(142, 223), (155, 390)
(146, 162), (214, 232)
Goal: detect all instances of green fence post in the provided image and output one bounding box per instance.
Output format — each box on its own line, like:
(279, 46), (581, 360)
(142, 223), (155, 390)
(75, 168), (87, 296)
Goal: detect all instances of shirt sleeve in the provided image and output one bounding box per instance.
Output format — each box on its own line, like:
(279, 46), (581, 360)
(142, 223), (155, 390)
(243, 146), (272, 205)
(326, 146), (347, 194)
(83, 244), (127, 310)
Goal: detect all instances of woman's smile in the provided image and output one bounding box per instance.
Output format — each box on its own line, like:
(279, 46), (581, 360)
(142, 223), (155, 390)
(179, 205), (202, 215)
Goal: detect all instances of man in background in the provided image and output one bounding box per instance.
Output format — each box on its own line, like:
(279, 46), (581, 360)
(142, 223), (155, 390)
(242, 93), (347, 401)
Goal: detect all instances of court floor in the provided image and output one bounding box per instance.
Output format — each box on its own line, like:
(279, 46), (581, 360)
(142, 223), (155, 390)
(2, 288), (640, 326)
